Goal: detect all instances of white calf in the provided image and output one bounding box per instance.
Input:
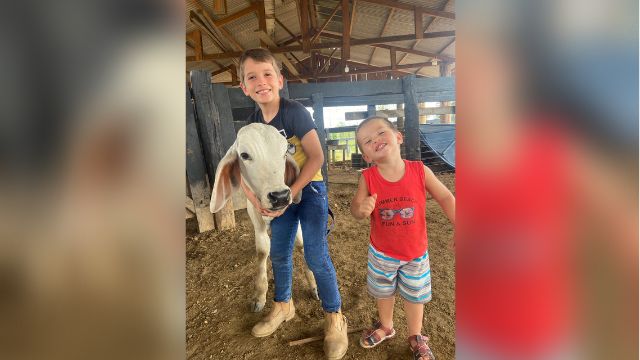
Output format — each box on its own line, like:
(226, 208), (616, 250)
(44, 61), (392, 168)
(209, 123), (319, 312)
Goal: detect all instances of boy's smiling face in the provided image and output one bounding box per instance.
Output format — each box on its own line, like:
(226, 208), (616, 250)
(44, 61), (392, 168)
(240, 58), (283, 106)
(357, 119), (403, 164)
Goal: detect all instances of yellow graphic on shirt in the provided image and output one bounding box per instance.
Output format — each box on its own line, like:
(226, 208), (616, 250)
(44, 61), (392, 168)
(288, 136), (323, 181)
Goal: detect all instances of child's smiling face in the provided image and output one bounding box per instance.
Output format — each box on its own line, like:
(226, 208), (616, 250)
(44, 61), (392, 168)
(356, 119), (403, 164)
(240, 58), (283, 106)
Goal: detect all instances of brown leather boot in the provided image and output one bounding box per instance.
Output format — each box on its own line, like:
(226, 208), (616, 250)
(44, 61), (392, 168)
(251, 299), (295, 337)
(324, 310), (348, 359)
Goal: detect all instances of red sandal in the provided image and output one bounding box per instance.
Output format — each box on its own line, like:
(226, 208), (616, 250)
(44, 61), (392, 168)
(359, 320), (396, 348)
(408, 335), (435, 360)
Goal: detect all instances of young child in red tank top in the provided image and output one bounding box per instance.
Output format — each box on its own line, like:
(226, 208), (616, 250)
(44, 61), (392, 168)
(350, 117), (455, 360)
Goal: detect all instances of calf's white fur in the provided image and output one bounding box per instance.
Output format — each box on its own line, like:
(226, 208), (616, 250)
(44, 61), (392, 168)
(210, 123), (319, 312)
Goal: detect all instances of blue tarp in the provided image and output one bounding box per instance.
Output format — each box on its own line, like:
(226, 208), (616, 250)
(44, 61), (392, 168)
(419, 124), (455, 172)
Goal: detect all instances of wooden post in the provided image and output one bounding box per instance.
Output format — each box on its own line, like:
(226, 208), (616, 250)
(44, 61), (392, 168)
(367, 104), (376, 117)
(280, 78), (290, 99)
(402, 75), (421, 160)
(190, 70), (236, 230)
(311, 93), (329, 187)
(186, 85), (215, 232)
(396, 103), (405, 130)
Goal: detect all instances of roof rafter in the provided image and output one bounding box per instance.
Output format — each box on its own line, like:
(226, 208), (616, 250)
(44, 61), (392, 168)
(186, 29), (455, 61)
(310, 1), (340, 45)
(321, 30), (455, 62)
(342, 0), (351, 70)
(368, 7), (394, 65)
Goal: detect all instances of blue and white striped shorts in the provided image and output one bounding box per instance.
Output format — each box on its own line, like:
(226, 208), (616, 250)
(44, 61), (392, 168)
(367, 244), (432, 304)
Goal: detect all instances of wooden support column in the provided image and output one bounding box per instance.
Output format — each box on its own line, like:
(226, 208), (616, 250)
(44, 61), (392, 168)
(402, 75), (420, 160)
(367, 104), (376, 117)
(280, 78), (290, 99)
(342, 0), (351, 72)
(311, 93), (329, 187)
(396, 103), (405, 129)
(186, 85), (215, 232)
(190, 71), (236, 230)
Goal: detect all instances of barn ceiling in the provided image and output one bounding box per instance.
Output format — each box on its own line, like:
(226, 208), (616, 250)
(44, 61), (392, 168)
(186, 0), (455, 84)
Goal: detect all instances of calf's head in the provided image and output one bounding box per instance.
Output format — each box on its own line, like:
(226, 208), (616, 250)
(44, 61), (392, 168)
(210, 123), (301, 213)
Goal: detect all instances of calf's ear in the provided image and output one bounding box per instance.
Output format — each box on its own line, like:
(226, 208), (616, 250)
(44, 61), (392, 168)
(210, 144), (240, 213)
(285, 154), (302, 204)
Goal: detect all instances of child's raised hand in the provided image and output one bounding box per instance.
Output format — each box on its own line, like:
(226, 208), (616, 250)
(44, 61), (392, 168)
(360, 193), (378, 218)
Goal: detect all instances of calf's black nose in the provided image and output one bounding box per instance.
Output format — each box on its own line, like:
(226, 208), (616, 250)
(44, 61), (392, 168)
(267, 189), (291, 207)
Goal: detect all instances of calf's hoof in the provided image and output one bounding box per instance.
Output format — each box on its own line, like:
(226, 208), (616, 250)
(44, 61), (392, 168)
(311, 288), (320, 301)
(251, 301), (266, 313)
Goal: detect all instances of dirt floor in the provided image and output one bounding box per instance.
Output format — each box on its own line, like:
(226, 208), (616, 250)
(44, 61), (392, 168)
(187, 165), (455, 359)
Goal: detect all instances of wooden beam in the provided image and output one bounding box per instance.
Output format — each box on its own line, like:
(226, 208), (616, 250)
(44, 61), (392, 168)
(275, 18), (302, 45)
(372, 43), (455, 63)
(344, 106), (456, 120)
(212, 0), (226, 13)
(280, 34), (303, 46)
(318, 31), (456, 62)
(256, 0), (267, 47)
(190, 1), (259, 27)
(313, 53), (418, 77)
(189, 12), (227, 52)
(350, 0), (358, 35)
(289, 52), (310, 74)
(390, 48), (396, 70)
(186, 30), (204, 61)
(255, 31), (308, 83)
(298, 53), (424, 78)
(197, 9), (245, 53)
(339, 30), (455, 46)
(368, 7), (394, 65)
(299, 61), (437, 79)
(358, 0), (455, 20)
(187, 31), (455, 61)
(299, 0), (311, 52)
(230, 64), (238, 84)
(342, 0), (351, 71)
(310, 1), (340, 45)
(319, 48), (338, 73)
(415, 8), (423, 39)
(211, 64), (234, 77)
(308, 0), (318, 30)
(399, 0), (452, 68)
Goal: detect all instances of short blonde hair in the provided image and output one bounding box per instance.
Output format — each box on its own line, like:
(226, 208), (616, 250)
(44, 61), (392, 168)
(238, 48), (282, 84)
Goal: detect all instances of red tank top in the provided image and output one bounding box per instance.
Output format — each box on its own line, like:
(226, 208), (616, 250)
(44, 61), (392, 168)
(362, 160), (427, 261)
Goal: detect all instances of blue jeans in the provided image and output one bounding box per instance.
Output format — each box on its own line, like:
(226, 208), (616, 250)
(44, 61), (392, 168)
(270, 181), (342, 312)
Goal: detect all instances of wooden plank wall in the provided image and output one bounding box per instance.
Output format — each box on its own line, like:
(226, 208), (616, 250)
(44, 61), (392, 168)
(189, 71), (236, 231)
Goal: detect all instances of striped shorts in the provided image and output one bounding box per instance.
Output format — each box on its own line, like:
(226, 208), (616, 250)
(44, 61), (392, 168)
(367, 244), (432, 304)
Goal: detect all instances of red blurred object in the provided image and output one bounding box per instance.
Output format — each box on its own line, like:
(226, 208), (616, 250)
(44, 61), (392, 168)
(457, 120), (580, 355)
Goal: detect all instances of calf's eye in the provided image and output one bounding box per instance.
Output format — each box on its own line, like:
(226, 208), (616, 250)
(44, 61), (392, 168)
(240, 152), (251, 160)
